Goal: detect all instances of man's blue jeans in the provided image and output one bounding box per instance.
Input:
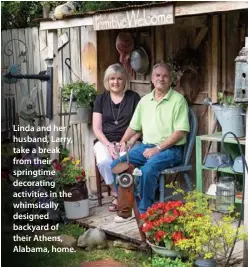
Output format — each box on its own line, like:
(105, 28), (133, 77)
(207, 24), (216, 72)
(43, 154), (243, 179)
(111, 143), (183, 214)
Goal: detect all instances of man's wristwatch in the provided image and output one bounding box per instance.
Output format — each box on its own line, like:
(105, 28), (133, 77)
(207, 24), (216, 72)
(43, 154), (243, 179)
(156, 145), (162, 151)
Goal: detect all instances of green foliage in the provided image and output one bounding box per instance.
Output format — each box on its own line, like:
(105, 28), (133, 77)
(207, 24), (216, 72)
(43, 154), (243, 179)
(167, 186), (248, 262)
(52, 157), (86, 185)
(144, 255), (192, 267)
(217, 92), (235, 105)
(61, 81), (96, 107)
(1, 1), (43, 29)
(56, 223), (85, 239)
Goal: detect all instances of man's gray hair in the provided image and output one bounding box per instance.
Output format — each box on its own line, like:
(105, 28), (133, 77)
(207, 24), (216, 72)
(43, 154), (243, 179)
(103, 63), (129, 92)
(152, 62), (172, 79)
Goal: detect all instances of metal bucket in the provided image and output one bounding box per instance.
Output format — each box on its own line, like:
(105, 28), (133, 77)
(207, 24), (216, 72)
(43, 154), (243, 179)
(212, 105), (245, 137)
(65, 102), (92, 124)
(64, 182), (89, 219)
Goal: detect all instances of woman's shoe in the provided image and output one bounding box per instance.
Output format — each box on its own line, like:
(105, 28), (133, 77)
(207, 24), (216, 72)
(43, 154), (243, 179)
(108, 196), (118, 212)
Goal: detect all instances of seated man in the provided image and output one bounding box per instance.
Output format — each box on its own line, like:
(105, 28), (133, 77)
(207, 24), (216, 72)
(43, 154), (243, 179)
(111, 62), (190, 216)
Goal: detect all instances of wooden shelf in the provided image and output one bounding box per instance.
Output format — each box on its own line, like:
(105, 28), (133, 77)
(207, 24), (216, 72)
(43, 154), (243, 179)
(202, 165), (236, 174)
(199, 132), (246, 145)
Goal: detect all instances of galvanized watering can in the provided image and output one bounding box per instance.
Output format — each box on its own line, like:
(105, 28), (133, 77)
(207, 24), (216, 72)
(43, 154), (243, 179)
(204, 98), (245, 138)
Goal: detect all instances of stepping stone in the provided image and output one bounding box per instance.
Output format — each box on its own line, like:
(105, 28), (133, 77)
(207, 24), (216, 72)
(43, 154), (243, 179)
(80, 258), (127, 267)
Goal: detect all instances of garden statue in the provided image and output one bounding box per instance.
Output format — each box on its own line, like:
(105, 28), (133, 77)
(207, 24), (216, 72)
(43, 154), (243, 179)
(77, 228), (107, 250)
(52, 1), (79, 20)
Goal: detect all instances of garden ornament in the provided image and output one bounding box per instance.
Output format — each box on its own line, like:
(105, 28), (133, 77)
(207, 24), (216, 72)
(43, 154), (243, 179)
(3, 64), (21, 84)
(19, 87), (38, 121)
(112, 142), (146, 242)
(130, 47), (149, 75)
(52, 1), (79, 20)
(116, 32), (134, 73)
(77, 227), (107, 250)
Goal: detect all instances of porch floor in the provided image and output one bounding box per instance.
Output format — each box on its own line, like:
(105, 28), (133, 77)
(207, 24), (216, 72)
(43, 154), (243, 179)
(76, 196), (142, 245)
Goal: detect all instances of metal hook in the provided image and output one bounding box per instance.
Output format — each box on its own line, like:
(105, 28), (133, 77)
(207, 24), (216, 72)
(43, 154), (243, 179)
(65, 58), (71, 70)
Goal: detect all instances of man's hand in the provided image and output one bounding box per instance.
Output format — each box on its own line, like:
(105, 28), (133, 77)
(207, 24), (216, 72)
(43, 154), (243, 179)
(143, 147), (160, 159)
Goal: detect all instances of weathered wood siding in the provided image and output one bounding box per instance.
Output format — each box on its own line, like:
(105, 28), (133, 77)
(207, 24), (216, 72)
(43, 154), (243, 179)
(1, 10), (248, 191)
(97, 10), (248, 189)
(1, 26), (91, 183)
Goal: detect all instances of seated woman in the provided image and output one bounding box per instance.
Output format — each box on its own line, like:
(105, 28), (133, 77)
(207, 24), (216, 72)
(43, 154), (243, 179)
(92, 63), (141, 212)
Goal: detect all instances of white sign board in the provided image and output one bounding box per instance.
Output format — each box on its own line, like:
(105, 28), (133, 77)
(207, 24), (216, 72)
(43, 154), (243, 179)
(93, 5), (174, 31)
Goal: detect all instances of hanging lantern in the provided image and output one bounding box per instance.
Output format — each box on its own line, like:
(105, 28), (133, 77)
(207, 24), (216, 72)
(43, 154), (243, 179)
(216, 176), (235, 213)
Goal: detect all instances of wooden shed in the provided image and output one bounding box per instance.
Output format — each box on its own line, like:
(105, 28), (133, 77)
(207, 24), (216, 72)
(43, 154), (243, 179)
(39, 1), (248, 192)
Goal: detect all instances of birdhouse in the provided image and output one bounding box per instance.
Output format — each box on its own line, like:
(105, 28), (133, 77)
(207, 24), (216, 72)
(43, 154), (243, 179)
(234, 37), (248, 103)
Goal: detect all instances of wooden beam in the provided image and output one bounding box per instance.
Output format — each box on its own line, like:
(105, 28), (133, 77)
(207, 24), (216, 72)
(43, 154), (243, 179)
(208, 15), (219, 170)
(221, 14), (226, 91)
(80, 25), (98, 194)
(155, 26), (164, 62)
(40, 2), (248, 31)
(40, 17), (93, 31)
(211, 15), (219, 104)
(243, 36), (248, 267)
(191, 27), (208, 50)
(47, 30), (59, 161)
(175, 1), (248, 17)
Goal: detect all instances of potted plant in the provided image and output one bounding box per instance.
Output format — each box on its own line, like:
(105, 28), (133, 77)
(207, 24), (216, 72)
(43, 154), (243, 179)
(62, 81), (96, 124)
(52, 153), (89, 219)
(174, 190), (248, 266)
(140, 201), (187, 258)
(140, 184), (248, 266)
(205, 92), (245, 138)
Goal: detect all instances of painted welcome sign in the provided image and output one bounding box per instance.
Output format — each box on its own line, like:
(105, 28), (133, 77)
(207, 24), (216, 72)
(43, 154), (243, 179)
(93, 5), (174, 31)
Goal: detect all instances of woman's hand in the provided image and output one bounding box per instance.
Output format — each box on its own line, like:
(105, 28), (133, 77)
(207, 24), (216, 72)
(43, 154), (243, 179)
(143, 147), (159, 159)
(119, 141), (133, 153)
(107, 143), (119, 159)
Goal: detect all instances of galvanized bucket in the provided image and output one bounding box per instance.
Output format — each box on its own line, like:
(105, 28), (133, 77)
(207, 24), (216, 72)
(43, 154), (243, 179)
(212, 105), (245, 137)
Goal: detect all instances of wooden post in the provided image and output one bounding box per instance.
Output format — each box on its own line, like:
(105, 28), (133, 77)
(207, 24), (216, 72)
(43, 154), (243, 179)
(207, 15), (219, 183)
(243, 37), (248, 267)
(81, 25), (98, 193)
(47, 30), (59, 161)
(221, 14), (226, 91)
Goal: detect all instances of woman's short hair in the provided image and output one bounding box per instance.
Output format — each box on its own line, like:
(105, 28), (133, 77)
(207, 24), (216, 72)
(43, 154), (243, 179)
(152, 62), (172, 81)
(103, 63), (129, 92)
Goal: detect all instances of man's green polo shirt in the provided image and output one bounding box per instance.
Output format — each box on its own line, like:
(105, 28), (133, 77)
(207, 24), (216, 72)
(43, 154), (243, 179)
(129, 88), (190, 145)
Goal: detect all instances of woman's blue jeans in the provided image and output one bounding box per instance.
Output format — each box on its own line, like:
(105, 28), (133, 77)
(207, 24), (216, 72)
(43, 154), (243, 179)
(111, 143), (182, 214)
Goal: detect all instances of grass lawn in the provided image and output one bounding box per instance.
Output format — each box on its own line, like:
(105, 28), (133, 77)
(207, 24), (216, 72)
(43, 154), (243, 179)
(2, 230), (151, 267)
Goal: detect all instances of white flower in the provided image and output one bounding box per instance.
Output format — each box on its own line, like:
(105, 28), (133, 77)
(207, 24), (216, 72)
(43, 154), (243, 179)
(132, 168), (142, 176)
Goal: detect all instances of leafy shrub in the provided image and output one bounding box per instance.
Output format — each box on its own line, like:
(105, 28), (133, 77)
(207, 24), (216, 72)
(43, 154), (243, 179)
(150, 255), (192, 267)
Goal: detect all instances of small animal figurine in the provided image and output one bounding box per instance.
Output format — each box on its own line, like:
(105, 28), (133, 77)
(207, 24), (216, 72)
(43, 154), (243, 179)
(77, 228), (107, 251)
(52, 1), (79, 20)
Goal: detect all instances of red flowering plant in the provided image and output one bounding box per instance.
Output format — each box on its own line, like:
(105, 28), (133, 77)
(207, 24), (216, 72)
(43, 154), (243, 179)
(140, 201), (187, 251)
(51, 156), (86, 186)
